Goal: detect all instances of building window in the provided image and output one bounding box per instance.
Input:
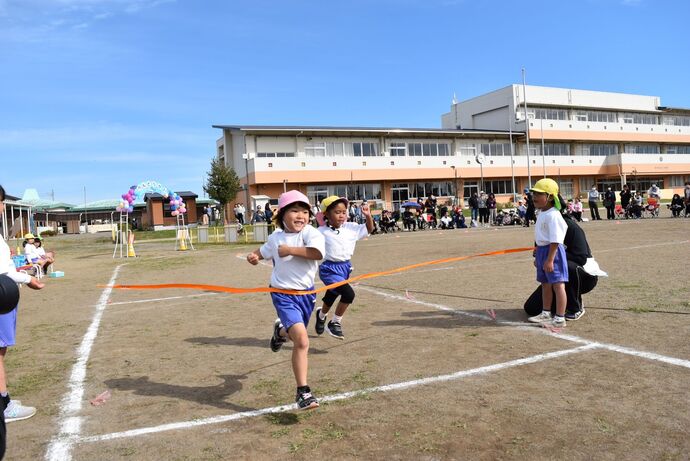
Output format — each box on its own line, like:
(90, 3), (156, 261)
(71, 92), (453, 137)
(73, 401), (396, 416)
(575, 110), (618, 123)
(669, 176), (686, 187)
(581, 144), (618, 156)
(389, 142), (406, 156)
(529, 108), (568, 120)
(257, 152), (295, 158)
(410, 182), (453, 197)
(352, 142), (380, 157)
(305, 142), (327, 157)
(306, 184), (382, 202)
(559, 181), (574, 200)
(483, 180), (515, 195)
(622, 113), (658, 125)
(665, 144), (690, 154)
(624, 144), (660, 154)
(406, 142), (451, 157)
(539, 143), (570, 156)
(480, 143), (513, 156)
(626, 177), (664, 191)
(662, 115), (690, 127)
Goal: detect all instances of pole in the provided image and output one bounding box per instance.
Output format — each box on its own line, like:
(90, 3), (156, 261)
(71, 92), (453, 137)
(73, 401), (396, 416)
(283, 179), (287, 193)
(83, 186), (88, 234)
(508, 110), (517, 202)
(480, 163), (484, 192)
(540, 117), (546, 178)
(244, 154), (250, 223)
(522, 68), (532, 188)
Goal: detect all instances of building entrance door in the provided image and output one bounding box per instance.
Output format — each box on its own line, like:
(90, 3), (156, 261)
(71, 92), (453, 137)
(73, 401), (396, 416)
(391, 184), (409, 211)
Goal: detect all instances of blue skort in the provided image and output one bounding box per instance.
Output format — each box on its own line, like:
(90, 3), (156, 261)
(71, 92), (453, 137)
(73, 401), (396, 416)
(270, 289), (316, 331)
(535, 244), (569, 284)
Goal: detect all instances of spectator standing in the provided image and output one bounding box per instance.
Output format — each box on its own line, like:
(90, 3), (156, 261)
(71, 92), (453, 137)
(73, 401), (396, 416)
(620, 184), (632, 216)
(684, 182), (690, 216)
(487, 193), (497, 225)
(604, 187), (616, 220)
(468, 193), (479, 224)
(265, 203), (274, 223)
(477, 191), (489, 227)
(587, 185), (602, 221)
(524, 188), (536, 227)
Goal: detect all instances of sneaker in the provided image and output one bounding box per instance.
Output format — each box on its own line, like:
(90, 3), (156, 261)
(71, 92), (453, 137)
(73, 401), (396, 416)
(527, 311), (553, 324)
(4, 400), (36, 423)
(296, 388), (319, 410)
(551, 317), (566, 328)
(314, 308), (326, 335)
(269, 319), (287, 352)
(565, 308), (586, 321)
(326, 320), (344, 340)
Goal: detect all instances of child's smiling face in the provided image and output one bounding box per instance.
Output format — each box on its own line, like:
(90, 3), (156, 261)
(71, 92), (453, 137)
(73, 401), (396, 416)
(325, 202), (348, 228)
(282, 204), (310, 233)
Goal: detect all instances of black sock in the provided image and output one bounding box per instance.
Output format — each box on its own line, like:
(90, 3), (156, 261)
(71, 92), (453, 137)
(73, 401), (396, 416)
(297, 385), (310, 394)
(1, 394), (10, 409)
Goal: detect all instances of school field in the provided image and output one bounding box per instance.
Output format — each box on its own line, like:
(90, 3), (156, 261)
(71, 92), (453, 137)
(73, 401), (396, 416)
(6, 212), (690, 460)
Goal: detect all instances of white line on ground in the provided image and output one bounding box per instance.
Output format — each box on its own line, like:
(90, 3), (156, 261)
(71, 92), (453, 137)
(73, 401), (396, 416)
(108, 292), (218, 306)
(77, 343), (596, 444)
(360, 285), (690, 369)
(45, 264), (124, 461)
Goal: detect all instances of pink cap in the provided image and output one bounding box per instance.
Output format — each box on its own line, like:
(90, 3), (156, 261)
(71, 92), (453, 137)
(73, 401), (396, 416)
(278, 190), (311, 211)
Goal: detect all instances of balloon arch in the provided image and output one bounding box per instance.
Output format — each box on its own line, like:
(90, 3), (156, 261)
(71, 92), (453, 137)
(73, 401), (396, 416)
(116, 180), (188, 216)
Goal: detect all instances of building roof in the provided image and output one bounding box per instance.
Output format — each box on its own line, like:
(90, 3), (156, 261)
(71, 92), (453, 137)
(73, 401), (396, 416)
(212, 125), (520, 137)
(70, 200), (145, 212)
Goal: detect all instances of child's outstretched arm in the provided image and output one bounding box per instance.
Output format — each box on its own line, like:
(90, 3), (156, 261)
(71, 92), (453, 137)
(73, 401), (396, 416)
(246, 248), (263, 265)
(278, 245), (323, 260)
(361, 203), (375, 234)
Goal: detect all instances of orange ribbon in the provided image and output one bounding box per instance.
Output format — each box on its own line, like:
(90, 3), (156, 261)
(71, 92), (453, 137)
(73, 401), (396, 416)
(108, 247), (533, 296)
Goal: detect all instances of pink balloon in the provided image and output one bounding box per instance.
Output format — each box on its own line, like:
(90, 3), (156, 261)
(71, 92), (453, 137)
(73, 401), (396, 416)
(171, 210), (179, 216)
(179, 207), (186, 213)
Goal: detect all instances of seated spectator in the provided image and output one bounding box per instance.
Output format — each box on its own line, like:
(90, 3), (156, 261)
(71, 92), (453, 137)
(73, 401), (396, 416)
(630, 192), (643, 218)
(251, 208), (265, 224)
(402, 207), (417, 231)
(33, 237), (54, 272)
(517, 200), (527, 221)
(439, 214), (453, 229)
(647, 184), (661, 199)
(669, 194), (684, 218)
(22, 234), (47, 271)
(453, 205), (467, 229)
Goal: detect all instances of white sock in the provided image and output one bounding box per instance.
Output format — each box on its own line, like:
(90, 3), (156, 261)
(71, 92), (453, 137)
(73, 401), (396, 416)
(333, 314), (343, 324)
(319, 309), (328, 321)
(554, 315), (565, 321)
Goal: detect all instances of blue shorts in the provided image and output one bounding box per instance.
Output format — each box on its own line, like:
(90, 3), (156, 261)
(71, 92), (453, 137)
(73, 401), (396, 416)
(535, 245), (569, 284)
(270, 290), (316, 331)
(319, 260), (352, 285)
(0, 305), (18, 348)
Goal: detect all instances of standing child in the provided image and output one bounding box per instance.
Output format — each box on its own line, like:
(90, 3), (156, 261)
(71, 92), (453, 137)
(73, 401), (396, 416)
(314, 196), (374, 340)
(246, 191), (325, 410)
(526, 179), (569, 329)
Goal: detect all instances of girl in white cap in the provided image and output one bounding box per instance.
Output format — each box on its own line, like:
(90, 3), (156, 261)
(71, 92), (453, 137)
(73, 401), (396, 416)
(314, 197), (374, 340)
(246, 190), (325, 410)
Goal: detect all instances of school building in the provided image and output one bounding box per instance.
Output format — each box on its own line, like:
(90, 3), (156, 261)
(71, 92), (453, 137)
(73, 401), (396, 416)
(213, 84), (690, 215)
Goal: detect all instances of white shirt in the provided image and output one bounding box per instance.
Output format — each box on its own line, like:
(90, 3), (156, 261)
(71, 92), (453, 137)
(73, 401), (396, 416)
(534, 207), (567, 246)
(24, 243), (41, 262)
(259, 226), (325, 290)
(0, 235), (31, 284)
(318, 222), (368, 262)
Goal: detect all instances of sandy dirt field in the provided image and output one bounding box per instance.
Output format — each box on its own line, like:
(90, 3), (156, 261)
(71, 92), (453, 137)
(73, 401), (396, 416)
(4, 212), (689, 460)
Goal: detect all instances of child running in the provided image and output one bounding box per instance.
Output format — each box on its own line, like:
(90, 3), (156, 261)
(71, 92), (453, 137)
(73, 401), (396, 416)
(526, 178), (569, 329)
(246, 190), (325, 410)
(314, 197), (374, 340)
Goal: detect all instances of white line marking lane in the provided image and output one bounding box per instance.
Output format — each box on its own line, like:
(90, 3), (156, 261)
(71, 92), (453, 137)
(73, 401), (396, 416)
(77, 344), (597, 444)
(45, 264), (124, 461)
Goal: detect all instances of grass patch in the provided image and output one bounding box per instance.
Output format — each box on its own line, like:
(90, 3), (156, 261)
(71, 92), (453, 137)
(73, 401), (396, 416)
(627, 306), (652, 314)
(9, 359), (73, 396)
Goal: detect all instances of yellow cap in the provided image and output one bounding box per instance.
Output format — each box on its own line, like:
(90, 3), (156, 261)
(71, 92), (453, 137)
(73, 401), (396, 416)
(320, 196), (348, 213)
(23, 233), (36, 239)
(530, 178), (562, 210)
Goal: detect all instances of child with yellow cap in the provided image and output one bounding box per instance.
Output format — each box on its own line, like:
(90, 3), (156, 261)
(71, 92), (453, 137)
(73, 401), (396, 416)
(526, 178), (568, 329)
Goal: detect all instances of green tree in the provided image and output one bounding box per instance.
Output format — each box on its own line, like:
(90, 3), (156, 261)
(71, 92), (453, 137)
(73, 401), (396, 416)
(203, 157), (241, 224)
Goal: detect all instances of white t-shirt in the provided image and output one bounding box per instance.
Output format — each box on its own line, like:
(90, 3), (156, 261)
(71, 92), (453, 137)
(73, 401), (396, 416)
(0, 235), (31, 284)
(259, 226), (325, 290)
(318, 222), (369, 262)
(534, 207), (567, 246)
(24, 243), (41, 262)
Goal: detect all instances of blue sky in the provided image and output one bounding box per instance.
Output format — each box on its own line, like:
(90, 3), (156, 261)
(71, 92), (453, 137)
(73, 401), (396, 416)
(1, 0), (688, 204)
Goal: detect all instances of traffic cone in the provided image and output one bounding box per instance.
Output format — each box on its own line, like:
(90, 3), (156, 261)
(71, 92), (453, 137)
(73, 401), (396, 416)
(127, 231), (136, 257)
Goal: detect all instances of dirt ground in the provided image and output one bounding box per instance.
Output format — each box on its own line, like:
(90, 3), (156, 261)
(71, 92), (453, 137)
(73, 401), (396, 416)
(5, 211), (689, 460)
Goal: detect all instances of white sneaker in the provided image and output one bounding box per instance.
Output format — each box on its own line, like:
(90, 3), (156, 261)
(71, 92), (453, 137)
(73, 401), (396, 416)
(527, 311), (553, 324)
(551, 317), (566, 329)
(4, 400), (37, 422)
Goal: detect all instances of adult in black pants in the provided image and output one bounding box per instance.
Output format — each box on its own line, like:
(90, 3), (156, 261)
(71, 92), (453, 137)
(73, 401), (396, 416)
(620, 184), (632, 218)
(587, 185), (602, 220)
(524, 197), (605, 320)
(523, 189), (536, 227)
(604, 187), (616, 220)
